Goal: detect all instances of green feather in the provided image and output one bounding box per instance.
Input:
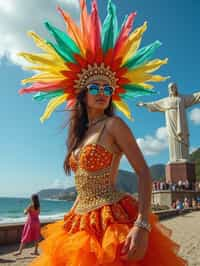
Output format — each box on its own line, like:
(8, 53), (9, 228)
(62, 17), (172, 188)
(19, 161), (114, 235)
(124, 40), (162, 69)
(102, 0), (118, 52)
(120, 84), (156, 99)
(33, 90), (64, 102)
(44, 21), (80, 62)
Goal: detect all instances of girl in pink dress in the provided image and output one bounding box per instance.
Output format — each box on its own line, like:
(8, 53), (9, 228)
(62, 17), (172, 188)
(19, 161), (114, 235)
(15, 194), (40, 256)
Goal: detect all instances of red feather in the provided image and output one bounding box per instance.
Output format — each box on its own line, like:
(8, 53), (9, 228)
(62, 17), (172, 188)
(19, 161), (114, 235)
(103, 48), (114, 66)
(112, 94), (121, 101)
(117, 77), (130, 85)
(66, 62), (82, 73)
(114, 12), (136, 57)
(73, 54), (88, 68)
(115, 87), (126, 94)
(18, 81), (68, 95)
(90, 0), (102, 56)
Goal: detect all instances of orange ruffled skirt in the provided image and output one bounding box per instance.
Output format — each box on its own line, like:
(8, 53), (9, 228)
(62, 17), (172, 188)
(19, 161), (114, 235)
(30, 195), (187, 266)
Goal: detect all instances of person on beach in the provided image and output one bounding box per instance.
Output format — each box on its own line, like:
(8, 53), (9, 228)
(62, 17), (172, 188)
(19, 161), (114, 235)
(18, 0), (187, 265)
(15, 194), (40, 256)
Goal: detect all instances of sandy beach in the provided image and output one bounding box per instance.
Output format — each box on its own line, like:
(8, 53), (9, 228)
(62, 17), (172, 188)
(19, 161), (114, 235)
(0, 211), (200, 266)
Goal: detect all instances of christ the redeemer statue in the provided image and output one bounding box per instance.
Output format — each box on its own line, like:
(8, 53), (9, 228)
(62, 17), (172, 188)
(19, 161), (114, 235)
(137, 83), (200, 163)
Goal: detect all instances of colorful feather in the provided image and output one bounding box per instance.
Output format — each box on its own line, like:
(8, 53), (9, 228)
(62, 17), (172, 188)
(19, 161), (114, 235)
(102, 0), (118, 52)
(18, 0), (168, 122)
(40, 94), (68, 123)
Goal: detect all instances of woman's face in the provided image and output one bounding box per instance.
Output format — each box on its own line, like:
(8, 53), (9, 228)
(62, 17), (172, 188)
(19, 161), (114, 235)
(86, 80), (113, 111)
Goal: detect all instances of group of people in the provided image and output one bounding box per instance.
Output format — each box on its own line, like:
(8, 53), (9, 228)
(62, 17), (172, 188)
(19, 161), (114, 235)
(153, 179), (200, 192)
(171, 196), (200, 210)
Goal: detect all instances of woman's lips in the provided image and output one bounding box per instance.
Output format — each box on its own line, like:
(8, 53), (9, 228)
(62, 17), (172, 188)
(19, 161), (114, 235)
(96, 98), (106, 104)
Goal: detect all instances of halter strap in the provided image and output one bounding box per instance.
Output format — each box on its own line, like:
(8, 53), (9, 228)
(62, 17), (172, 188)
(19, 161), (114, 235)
(94, 118), (107, 144)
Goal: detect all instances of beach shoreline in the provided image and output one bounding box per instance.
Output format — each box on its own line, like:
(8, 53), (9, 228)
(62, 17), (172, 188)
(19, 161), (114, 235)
(0, 210), (200, 265)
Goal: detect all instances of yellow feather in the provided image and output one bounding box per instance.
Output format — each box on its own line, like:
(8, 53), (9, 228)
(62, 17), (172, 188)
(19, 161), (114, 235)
(124, 68), (169, 84)
(22, 72), (66, 85)
(138, 83), (154, 89)
(133, 58), (168, 73)
(24, 65), (67, 74)
(113, 100), (133, 121)
(40, 94), (68, 123)
(27, 31), (62, 60)
(122, 22), (147, 65)
(18, 52), (67, 69)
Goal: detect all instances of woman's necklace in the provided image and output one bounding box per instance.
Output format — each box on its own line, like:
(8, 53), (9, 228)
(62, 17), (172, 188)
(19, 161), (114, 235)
(87, 114), (107, 128)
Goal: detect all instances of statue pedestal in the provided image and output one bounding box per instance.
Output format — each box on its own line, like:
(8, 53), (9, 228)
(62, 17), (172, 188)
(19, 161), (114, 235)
(165, 162), (196, 183)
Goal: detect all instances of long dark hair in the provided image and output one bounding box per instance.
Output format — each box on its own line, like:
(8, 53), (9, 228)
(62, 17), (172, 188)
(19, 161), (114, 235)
(63, 90), (115, 175)
(31, 194), (40, 210)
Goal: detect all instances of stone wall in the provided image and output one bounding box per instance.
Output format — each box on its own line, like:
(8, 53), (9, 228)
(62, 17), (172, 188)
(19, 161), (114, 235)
(0, 221), (52, 246)
(152, 190), (200, 207)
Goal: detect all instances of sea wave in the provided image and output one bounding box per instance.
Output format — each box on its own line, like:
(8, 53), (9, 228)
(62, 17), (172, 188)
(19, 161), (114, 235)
(0, 212), (66, 225)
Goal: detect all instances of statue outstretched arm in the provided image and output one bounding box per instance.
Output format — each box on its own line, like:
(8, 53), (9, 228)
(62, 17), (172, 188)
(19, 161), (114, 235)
(137, 98), (166, 112)
(184, 91), (200, 108)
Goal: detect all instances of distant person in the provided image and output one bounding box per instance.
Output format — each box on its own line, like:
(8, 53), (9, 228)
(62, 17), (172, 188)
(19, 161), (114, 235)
(197, 196), (200, 208)
(171, 200), (176, 209)
(15, 194), (40, 256)
(176, 199), (184, 212)
(192, 198), (197, 209)
(178, 180), (183, 191)
(183, 197), (190, 208)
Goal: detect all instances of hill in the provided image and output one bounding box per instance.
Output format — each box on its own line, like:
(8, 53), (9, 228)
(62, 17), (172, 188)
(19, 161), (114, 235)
(38, 164), (165, 200)
(189, 147), (200, 181)
(38, 148), (200, 200)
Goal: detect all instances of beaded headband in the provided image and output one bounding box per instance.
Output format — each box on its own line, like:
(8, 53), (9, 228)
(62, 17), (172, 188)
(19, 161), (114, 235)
(18, 0), (168, 123)
(74, 63), (117, 90)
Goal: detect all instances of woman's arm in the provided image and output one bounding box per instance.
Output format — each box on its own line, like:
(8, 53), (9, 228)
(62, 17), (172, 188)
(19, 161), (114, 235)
(24, 205), (32, 215)
(70, 195), (79, 212)
(108, 117), (152, 222)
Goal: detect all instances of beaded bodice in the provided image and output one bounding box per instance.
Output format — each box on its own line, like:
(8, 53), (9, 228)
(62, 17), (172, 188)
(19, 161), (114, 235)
(69, 120), (126, 214)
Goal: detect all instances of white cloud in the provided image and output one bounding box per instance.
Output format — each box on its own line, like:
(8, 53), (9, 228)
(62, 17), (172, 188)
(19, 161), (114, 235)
(50, 175), (75, 189)
(189, 108), (200, 125)
(136, 127), (168, 156)
(190, 146), (198, 154)
(0, 0), (80, 65)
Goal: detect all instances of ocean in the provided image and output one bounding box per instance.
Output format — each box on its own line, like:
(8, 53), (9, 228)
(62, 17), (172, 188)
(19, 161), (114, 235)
(0, 197), (74, 225)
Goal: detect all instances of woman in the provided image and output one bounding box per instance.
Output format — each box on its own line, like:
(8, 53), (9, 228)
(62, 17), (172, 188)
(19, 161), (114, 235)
(18, 0), (187, 265)
(15, 194), (40, 256)
(29, 81), (187, 265)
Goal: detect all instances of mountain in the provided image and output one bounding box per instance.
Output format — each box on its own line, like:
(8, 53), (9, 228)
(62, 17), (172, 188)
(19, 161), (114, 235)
(150, 164), (165, 179)
(38, 148), (200, 200)
(189, 147), (200, 181)
(38, 165), (165, 200)
(38, 188), (76, 200)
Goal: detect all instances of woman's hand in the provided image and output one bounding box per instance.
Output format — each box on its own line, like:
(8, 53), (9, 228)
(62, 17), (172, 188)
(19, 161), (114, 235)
(120, 226), (149, 261)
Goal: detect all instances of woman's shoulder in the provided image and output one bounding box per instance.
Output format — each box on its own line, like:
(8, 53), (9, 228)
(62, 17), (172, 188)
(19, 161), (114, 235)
(27, 204), (33, 210)
(106, 115), (129, 131)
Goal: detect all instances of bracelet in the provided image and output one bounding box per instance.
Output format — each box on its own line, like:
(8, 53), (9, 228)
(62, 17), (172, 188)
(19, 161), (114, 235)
(134, 220), (152, 233)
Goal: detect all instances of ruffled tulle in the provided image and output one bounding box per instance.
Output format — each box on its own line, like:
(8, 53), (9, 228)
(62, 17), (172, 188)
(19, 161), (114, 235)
(30, 195), (187, 266)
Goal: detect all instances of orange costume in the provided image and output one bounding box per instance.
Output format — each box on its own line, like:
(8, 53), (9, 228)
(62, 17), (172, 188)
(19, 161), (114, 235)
(18, 0), (188, 265)
(30, 121), (187, 266)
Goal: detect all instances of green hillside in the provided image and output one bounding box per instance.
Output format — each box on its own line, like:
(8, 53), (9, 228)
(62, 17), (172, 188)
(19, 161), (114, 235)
(190, 148), (200, 181)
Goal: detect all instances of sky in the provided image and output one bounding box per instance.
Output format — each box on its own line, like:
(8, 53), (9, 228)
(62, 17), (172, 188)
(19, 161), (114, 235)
(0, 0), (200, 197)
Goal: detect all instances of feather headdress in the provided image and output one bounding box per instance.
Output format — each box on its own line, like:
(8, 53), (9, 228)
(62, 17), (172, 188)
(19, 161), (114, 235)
(18, 0), (168, 122)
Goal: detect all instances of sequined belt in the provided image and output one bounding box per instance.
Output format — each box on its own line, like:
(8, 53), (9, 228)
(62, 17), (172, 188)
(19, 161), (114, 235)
(74, 168), (126, 214)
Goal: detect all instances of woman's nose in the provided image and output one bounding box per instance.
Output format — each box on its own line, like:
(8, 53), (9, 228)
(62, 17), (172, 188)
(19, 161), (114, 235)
(99, 88), (105, 95)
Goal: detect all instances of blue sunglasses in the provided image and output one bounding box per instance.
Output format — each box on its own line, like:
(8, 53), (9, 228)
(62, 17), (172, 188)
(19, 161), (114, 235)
(87, 84), (114, 96)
